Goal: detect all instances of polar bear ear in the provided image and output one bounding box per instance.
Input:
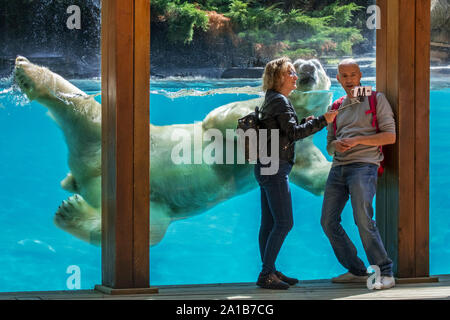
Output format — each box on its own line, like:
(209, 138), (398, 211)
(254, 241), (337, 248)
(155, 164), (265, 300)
(293, 59), (306, 70)
(310, 59), (325, 73)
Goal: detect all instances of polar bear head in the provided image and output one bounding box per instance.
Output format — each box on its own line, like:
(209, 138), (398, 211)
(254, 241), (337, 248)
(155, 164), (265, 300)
(14, 56), (90, 104)
(288, 58), (332, 119)
(14, 56), (100, 126)
(293, 58), (331, 93)
(14, 56), (50, 101)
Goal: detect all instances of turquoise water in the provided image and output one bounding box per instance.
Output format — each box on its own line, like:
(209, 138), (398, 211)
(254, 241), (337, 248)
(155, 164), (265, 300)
(0, 76), (449, 291)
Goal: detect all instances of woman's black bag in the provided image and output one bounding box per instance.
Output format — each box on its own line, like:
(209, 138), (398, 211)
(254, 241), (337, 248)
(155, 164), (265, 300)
(237, 107), (262, 162)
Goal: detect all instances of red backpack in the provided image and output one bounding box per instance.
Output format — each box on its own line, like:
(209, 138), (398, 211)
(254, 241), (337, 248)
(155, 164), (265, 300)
(331, 92), (385, 177)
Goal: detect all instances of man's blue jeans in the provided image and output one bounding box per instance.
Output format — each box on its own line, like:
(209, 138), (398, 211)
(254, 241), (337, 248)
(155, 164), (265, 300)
(254, 160), (294, 275)
(321, 162), (393, 277)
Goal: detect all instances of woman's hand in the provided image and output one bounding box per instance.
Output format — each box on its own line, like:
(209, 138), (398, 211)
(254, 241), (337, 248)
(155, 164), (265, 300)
(324, 110), (338, 123)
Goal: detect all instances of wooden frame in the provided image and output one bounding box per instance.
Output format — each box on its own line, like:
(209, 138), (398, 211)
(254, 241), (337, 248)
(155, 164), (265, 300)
(95, 0), (435, 292)
(95, 0), (157, 294)
(376, 0), (436, 282)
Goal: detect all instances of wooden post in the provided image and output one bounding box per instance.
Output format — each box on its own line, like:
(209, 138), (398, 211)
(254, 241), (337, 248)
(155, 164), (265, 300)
(376, 0), (437, 283)
(95, 0), (157, 294)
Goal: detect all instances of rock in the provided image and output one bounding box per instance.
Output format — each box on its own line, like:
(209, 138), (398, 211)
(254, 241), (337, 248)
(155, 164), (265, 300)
(431, 0), (450, 31)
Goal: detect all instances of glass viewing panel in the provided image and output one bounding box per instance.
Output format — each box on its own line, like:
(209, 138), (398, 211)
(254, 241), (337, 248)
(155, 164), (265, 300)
(0, 0), (101, 291)
(429, 0), (450, 276)
(149, 0), (380, 285)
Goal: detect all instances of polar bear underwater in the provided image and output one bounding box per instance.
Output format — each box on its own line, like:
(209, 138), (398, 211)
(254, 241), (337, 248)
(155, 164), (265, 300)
(13, 56), (332, 246)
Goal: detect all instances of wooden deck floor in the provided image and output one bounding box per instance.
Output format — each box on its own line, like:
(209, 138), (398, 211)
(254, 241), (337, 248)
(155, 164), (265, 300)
(1, 274), (449, 300)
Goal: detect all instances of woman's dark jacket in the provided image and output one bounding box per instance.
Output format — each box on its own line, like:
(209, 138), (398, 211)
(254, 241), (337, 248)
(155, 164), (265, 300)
(259, 89), (328, 164)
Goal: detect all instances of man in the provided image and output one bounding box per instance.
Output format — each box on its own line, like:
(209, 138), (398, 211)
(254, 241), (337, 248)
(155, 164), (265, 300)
(321, 59), (396, 289)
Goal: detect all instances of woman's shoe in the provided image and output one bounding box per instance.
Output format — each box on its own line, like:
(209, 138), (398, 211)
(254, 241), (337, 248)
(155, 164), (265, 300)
(256, 272), (289, 290)
(274, 271), (299, 286)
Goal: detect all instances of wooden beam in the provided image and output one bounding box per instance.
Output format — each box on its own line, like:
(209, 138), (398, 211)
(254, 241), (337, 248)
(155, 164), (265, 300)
(375, 0), (389, 261)
(376, 0), (434, 280)
(133, 0), (152, 289)
(376, 0), (400, 277)
(96, 0), (156, 294)
(414, 0), (431, 278)
(397, 0), (416, 278)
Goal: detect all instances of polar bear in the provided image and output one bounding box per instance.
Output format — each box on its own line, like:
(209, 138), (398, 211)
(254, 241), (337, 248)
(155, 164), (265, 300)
(14, 56), (332, 246)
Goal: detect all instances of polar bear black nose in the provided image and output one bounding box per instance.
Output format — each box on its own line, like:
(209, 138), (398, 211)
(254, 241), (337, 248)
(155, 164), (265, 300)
(15, 56), (30, 65)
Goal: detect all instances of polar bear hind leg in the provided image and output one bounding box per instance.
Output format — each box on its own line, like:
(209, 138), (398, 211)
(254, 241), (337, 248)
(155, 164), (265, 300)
(54, 194), (174, 246)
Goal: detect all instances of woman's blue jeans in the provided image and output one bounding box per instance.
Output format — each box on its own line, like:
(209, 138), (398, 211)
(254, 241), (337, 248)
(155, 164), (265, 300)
(321, 163), (393, 277)
(254, 160), (294, 275)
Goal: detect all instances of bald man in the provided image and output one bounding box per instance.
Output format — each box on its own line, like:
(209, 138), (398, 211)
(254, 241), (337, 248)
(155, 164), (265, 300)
(320, 59), (397, 289)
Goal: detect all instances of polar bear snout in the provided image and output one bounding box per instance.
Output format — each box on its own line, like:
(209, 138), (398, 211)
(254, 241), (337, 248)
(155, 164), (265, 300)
(298, 74), (316, 86)
(15, 56), (30, 65)
(297, 71), (317, 89)
(298, 63), (315, 75)
(14, 56), (39, 100)
(14, 56), (31, 79)
(14, 56), (51, 96)
(297, 64), (317, 82)
(14, 56), (34, 79)
(14, 64), (32, 91)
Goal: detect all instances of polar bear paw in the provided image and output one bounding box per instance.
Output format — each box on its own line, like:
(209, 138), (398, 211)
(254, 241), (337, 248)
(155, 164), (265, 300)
(56, 195), (90, 221)
(54, 194), (101, 245)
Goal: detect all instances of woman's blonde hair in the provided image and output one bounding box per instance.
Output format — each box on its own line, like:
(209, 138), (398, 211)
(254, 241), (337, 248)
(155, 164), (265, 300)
(262, 57), (292, 92)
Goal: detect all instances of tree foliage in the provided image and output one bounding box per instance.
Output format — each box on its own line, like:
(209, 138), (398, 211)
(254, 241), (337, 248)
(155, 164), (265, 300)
(151, 0), (209, 44)
(151, 0), (369, 58)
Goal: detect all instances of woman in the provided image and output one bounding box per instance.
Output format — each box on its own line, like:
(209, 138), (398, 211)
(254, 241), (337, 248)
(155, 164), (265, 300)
(255, 57), (337, 289)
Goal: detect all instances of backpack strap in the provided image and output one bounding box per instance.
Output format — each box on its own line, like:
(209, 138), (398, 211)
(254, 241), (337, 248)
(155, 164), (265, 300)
(366, 91), (385, 176)
(365, 92), (379, 130)
(331, 96), (345, 136)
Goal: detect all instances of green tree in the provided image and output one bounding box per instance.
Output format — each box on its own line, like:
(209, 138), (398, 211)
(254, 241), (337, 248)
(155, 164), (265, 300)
(151, 0), (209, 44)
(226, 0), (250, 28)
(150, 0), (371, 59)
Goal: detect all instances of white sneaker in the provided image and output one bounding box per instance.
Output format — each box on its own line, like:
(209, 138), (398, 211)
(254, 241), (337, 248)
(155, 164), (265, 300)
(377, 276), (395, 289)
(331, 272), (368, 283)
